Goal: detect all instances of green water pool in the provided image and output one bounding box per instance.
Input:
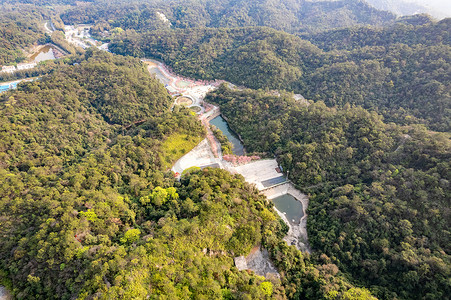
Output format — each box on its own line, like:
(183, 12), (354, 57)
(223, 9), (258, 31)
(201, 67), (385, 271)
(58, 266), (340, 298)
(272, 194), (304, 225)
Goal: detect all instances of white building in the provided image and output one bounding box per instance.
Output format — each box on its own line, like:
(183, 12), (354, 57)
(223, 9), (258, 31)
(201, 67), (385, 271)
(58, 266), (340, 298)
(16, 62), (37, 70)
(1, 66), (16, 73)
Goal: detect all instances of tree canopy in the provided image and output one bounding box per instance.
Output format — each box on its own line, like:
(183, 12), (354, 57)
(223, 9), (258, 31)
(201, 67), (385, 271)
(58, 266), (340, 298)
(110, 20), (451, 131)
(206, 85), (451, 299)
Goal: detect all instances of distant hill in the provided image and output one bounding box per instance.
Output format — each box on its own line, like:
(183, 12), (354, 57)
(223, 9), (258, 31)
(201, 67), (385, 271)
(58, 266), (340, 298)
(305, 17), (451, 50)
(61, 0), (397, 33)
(110, 20), (451, 131)
(0, 8), (45, 65)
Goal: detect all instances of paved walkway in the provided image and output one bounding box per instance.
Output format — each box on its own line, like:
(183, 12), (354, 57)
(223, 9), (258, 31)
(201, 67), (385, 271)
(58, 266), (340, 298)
(144, 59), (216, 115)
(172, 139), (222, 174)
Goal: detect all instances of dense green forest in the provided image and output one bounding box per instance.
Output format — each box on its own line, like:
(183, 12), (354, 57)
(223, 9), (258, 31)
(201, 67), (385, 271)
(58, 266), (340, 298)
(0, 7), (46, 65)
(206, 85), (450, 299)
(0, 50), (372, 299)
(1, 0), (450, 299)
(60, 0), (396, 34)
(110, 21), (450, 131)
(60, 1), (450, 132)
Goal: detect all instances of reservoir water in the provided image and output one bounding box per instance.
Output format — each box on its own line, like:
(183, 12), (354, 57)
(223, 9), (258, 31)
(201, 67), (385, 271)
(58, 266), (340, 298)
(272, 194), (304, 225)
(0, 82), (17, 93)
(29, 45), (56, 63)
(210, 116), (245, 156)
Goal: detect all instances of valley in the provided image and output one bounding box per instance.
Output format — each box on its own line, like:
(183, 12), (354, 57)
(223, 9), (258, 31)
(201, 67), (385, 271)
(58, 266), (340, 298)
(144, 57), (311, 254)
(0, 1), (449, 299)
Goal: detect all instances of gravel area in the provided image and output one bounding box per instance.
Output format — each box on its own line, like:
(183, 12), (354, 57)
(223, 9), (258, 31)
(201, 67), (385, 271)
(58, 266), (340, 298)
(0, 286), (11, 300)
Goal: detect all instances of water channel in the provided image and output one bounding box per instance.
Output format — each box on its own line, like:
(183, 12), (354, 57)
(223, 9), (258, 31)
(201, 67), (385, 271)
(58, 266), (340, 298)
(210, 115), (245, 156)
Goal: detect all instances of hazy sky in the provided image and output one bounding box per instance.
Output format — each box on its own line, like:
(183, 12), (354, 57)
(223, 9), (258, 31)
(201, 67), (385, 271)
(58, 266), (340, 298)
(366, 0), (451, 18)
(404, 0), (451, 18)
(414, 0), (451, 9)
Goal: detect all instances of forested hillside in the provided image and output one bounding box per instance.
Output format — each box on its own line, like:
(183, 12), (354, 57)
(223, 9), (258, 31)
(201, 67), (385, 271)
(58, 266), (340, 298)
(305, 17), (450, 50)
(1, 0), (450, 299)
(0, 50), (372, 299)
(206, 85), (451, 300)
(60, 0), (396, 33)
(110, 21), (451, 131)
(0, 8), (45, 65)
(111, 27), (320, 91)
(60, 1), (451, 133)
